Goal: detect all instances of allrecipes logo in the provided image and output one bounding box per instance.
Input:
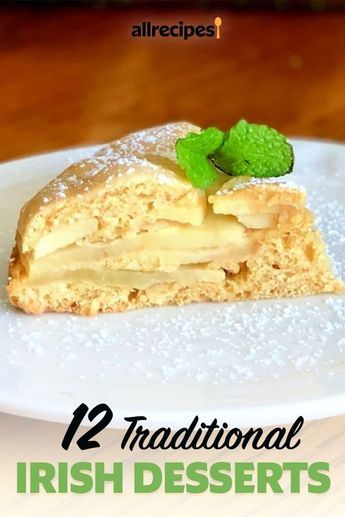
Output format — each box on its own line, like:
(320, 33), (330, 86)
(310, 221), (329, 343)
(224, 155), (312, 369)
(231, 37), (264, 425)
(131, 17), (222, 40)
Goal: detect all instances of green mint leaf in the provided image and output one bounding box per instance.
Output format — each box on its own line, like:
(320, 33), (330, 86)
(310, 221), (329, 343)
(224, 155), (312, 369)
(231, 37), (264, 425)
(213, 119), (294, 178)
(176, 127), (224, 189)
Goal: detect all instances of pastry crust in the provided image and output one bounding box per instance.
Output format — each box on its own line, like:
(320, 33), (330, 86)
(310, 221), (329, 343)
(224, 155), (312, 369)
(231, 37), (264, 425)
(7, 122), (344, 315)
(17, 122), (201, 255)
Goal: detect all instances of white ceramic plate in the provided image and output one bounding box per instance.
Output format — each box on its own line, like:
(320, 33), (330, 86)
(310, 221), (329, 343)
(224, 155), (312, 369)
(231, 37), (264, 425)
(0, 140), (344, 429)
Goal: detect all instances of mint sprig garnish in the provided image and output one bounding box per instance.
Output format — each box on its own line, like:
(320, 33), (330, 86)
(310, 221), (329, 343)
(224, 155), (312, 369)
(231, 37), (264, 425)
(213, 120), (294, 178)
(175, 127), (224, 189)
(175, 120), (294, 189)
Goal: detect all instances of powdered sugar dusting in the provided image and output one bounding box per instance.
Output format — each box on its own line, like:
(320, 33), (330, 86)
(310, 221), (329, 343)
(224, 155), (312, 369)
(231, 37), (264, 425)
(0, 181), (344, 386)
(0, 293), (344, 388)
(229, 176), (305, 193)
(38, 122), (194, 205)
(0, 139), (344, 403)
(216, 175), (306, 196)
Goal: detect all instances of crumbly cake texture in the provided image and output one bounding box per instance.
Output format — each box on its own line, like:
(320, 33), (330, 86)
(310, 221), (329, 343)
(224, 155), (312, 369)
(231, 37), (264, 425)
(7, 122), (343, 315)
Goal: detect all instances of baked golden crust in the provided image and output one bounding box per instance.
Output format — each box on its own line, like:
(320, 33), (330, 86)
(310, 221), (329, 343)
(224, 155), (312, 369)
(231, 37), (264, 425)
(17, 122), (200, 255)
(210, 178), (306, 205)
(7, 122), (344, 315)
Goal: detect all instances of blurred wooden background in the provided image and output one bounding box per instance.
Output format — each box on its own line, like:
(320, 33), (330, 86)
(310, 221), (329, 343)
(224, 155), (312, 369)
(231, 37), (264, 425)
(1, 6), (345, 161)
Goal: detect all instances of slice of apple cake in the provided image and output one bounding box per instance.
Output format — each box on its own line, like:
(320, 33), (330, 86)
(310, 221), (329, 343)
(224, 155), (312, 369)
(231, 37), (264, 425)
(7, 122), (343, 315)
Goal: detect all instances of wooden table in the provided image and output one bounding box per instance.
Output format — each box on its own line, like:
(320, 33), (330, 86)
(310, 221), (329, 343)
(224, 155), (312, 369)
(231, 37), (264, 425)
(0, 6), (344, 516)
(1, 7), (345, 161)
